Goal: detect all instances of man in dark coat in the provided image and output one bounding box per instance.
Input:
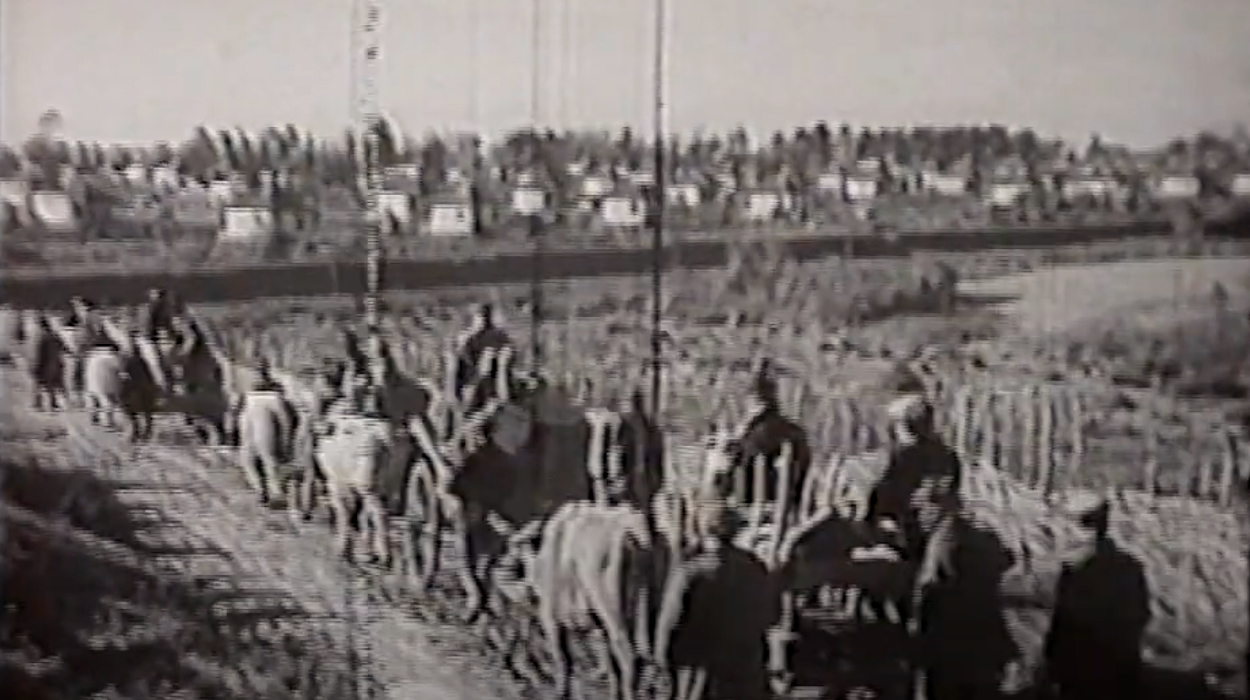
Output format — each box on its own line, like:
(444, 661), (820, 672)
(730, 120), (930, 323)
(733, 370), (812, 507)
(139, 288), (178, 341)
(618, 390), (665, 514)
(1044, 499), (1150, 700)
(447, 407), (536, 622)
(866, 394), (963, 564)
(454, 304), (512, 401)
(655, 499), (779, 700)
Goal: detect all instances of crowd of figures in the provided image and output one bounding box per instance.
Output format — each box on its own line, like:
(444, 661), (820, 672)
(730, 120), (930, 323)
(3, 294), (1161, 700)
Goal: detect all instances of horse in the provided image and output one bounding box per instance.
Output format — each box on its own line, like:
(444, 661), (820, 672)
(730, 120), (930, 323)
(82, 344), (166, 441)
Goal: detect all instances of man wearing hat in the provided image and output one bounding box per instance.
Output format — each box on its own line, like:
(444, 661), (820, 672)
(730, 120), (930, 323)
(447, 405), (530, 622)
(139, 288), (178, 342)
(1044, 495), (1149, 700)
(654, 496), (778, 700)
(733, 367), (812, 510)
(454, 303), (512, 403)
(866, 392), (963, 564)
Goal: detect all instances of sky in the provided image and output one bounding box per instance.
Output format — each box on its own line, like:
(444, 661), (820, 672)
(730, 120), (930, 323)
(3, 0), (1249, 149)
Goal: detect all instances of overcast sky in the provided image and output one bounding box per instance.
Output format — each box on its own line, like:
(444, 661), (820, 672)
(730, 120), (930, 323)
(3, 0), (1249, 148)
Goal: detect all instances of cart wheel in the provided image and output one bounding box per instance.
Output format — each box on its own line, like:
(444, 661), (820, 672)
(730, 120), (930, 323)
(410, 461), (443, 592)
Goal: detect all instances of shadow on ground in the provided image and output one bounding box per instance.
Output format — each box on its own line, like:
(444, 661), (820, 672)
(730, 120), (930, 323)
(0, 454), (379, 699)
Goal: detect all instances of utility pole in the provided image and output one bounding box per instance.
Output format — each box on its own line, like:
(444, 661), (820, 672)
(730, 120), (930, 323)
(357, 0), (384, 329)
(649, 0), (668, 420)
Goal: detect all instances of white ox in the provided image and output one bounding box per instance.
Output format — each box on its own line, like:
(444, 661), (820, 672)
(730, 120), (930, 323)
(502, 501), (655, 700)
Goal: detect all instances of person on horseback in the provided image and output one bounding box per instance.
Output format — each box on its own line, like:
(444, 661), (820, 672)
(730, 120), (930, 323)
(733, 367), (811, 507)
(140, 288), (178, 342)
(455, 303), (512, 401)
(342, 328), (368, 376)
(866, 394), (962, 564)
(619, 389), (665, 514)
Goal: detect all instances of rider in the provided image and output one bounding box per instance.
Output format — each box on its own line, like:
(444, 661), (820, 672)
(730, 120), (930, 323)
(618, 389), (665, 514)
(866, 393), (963, 563)
(733, 368), (812, 506)
(139, 288), (178, 342)
(454, 303), (512, 402)
(342, 328), (368, 376)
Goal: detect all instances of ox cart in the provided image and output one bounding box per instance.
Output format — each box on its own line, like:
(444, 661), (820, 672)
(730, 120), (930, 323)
(690, 443), (936, 700)
(404, 379), (630, 591)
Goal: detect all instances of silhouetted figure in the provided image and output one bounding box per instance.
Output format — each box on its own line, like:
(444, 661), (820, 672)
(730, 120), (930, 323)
(1044, 500), (1151, 700)
(917, 518), (1017, 700)
(455, 304), (512, 400)
(867, 394), (963, 564)
(733, 370), (812, 504)
(618, 390), (665, 514)
(655, 502), (779, 700)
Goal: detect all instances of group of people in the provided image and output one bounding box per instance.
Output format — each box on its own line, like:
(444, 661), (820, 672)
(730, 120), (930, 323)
(14, 292), (1154, 700)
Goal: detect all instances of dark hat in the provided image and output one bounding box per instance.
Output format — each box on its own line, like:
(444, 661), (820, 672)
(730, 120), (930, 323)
(751, 374), (779, 403)
(1077, 500), (1111, 534)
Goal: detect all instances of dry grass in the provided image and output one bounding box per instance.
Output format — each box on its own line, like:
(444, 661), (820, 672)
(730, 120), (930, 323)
(958, 464), (1246, 678)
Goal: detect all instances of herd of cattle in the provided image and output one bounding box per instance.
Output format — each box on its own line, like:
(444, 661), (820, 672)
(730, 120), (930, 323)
(2, 298), (1018, 700)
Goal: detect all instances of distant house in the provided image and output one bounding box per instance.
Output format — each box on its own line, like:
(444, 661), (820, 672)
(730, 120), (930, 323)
(743, 188), (785, 221)
(424, 190), (475, 236)
(667, 182), (701, 209)
(921, 170), (967, 197)
(220, 206), (273, 239)
(600, 181), (646, 228)
(1151, 172), (1200, 200)
(844, 172), (879, 201)
(984, 177), (1031, 209)
(1062, 175), (1120, 199)
(1231, 173), (1250, 198)
(30, 191), (78, 232)
(376, 190), (414, 234)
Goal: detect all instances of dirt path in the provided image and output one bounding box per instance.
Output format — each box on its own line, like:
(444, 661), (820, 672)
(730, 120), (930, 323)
(1, 367), (524, 700)
(958, 256), (1250, 337)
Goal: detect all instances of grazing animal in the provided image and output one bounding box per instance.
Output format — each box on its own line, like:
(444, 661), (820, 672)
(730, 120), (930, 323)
(82, 346), (164, 441)
(237, 389), (298, 506)
(509, 501), (655, 700)
(314, 409), (398, 564)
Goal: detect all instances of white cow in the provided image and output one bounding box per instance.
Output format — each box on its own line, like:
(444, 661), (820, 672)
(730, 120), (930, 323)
(315, 413), (397, 564)
(237, 390), (297, 506)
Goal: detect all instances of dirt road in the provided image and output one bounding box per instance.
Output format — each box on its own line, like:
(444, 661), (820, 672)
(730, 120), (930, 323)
(0, 367), (525, 700)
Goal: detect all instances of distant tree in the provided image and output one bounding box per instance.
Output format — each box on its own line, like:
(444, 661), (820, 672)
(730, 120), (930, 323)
(0, 145), (21, 178)
(21, 135), (61, 190)
(219, 130), (240, 172)
(1085, 133), (1105, 160)
(934, 261), (959, 314)
(1014, 128), (1040, 164)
